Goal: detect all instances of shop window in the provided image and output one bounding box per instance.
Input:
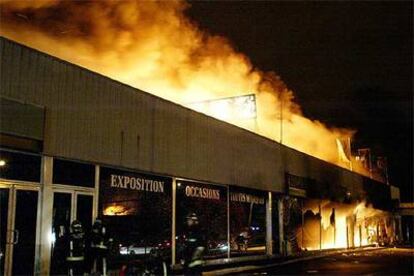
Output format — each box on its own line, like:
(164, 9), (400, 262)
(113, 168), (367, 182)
(53, 158), (95, 187)
(230, 186), (266, 256)
(176, 180), (228, 259)
(0, 149), (41, 182)
(99, 167), (172, 267)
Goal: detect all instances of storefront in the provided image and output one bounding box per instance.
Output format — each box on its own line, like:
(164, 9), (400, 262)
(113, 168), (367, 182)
(99, 167), (172, 268)
(0, 147), (280, 274)
(0, 147), (402, 275)
(97, 169), (275, 266)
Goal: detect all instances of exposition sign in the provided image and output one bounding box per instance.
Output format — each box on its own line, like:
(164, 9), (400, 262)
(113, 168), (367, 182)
(101, 167), (171, 194)
(99, 167), (172, 216)
(109, 174), (165, 193)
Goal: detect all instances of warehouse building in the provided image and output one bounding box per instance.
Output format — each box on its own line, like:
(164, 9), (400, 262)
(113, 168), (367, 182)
(0, 37), (401, 275)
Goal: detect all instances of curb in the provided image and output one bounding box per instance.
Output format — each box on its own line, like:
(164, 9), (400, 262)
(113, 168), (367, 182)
(203, 247), (384, 275)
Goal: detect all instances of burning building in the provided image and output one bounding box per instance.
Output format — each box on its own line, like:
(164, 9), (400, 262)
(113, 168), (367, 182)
(0, 37), (402, 275)
(0, 1), (404, 275)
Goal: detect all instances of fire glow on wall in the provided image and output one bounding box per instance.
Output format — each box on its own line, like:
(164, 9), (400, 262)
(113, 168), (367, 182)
(292, 200), (392, 251)
(188, 94), (257, 122)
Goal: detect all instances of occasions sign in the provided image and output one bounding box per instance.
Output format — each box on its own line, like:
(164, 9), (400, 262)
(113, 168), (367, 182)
(177, 180), (225, 201)
(184, 185), (220, 200)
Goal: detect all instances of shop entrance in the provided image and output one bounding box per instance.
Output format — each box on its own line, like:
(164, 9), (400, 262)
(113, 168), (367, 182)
(0, 184), (39, 276)
(50, 190), (94, 274)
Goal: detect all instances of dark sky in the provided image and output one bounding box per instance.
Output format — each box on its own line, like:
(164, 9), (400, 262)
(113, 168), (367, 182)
(187, 1), (413, 201)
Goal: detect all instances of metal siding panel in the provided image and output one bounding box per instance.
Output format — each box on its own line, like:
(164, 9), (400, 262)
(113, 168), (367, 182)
(96, 76), (108, 162)
(26, 46), (37, 102)
(45, 59), (64, 155)
(91, 73), (103, 162)
(120, 88), (135, 167)
(79, 69), (91, 159)
(1, 39), (19, 99)
(60, 63), (73, 157)
(0, 39), (11, 95)
(107, 80), (119, 164)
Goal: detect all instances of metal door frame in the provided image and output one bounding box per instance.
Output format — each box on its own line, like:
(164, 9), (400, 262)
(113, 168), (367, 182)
(0, 180), (40, 276)
(51, 185), (96, 225)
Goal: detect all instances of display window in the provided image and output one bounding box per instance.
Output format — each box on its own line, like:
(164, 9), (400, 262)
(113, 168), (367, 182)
(99, 167), (172, 266)
(53, 158), (95, 187)
(230, 186), (266, 256)
(0, 149), (41, 182)
(176, 180), (228, 259)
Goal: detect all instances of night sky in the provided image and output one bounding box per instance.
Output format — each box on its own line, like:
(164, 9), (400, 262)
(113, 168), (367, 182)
(187, 1), (413, 201)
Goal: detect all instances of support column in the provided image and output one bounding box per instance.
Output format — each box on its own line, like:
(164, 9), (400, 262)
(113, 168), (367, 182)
(397, 215), (403, 242)
(93, 165), (100, 221)
(227, 186), (230, 258)
(376, 222), (379, 245)
(171, 178), (177, 266)
(278, 198), (284, 255)
(266, 192), (273, 255)
(39, 156), (53, 275)
(319, 203), (322, 250)
(301, 201), (304, 250)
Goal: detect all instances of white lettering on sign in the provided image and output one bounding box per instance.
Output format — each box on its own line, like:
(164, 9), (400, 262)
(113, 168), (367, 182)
(184, 185), (220, 200)
(230, 192), (265, 204)
(110, 174), (164, 193)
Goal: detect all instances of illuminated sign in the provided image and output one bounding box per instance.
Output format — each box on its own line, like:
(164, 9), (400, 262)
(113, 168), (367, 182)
(188, 94), (257, 121)
(185, 185), (221, 200)
(110, 174), (165, 193)
(230, 192), (265, 205)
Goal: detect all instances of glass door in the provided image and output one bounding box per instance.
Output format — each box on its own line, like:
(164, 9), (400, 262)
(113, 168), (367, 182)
(0, 186), (39, 276)
(11, 190), (39, 275)
(50, 191), (94, 274)
(50, 192), (71, 275)
(0, 188), (9, 276)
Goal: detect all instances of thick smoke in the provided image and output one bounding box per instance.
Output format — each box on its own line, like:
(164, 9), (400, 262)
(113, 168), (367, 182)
(0, 0), (356, 166)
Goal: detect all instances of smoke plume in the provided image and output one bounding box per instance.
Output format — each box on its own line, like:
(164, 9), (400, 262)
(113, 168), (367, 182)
(0, 0), (358, 168)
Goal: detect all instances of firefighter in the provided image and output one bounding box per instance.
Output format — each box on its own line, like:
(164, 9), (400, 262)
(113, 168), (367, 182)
(182, 212), (205, 275)
(66, 220), (86, 276)
(89, 218), (112, 276)
(236, 227), (250, 252)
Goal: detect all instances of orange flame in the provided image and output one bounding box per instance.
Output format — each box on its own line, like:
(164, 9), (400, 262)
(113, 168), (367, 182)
(0, 0), (369, 171)
(299, 200), (390, 250)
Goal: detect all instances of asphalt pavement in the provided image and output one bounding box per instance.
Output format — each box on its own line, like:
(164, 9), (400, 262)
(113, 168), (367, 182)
(248, 248), (414, 275)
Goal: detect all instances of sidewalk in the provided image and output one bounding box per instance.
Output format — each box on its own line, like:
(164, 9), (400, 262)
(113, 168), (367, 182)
(202, 246), (384, 275)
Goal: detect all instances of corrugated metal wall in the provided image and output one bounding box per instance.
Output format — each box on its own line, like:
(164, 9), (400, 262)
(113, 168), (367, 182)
(0, 37), (392, 202)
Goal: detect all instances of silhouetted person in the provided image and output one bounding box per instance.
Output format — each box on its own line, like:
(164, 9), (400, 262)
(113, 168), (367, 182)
(66, 220), (85, 276)
(89, 218), (112, 276)
(183, 212), (205, 275)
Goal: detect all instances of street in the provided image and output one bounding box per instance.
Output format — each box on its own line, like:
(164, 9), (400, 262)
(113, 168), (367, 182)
(253, 248), (414, 275)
